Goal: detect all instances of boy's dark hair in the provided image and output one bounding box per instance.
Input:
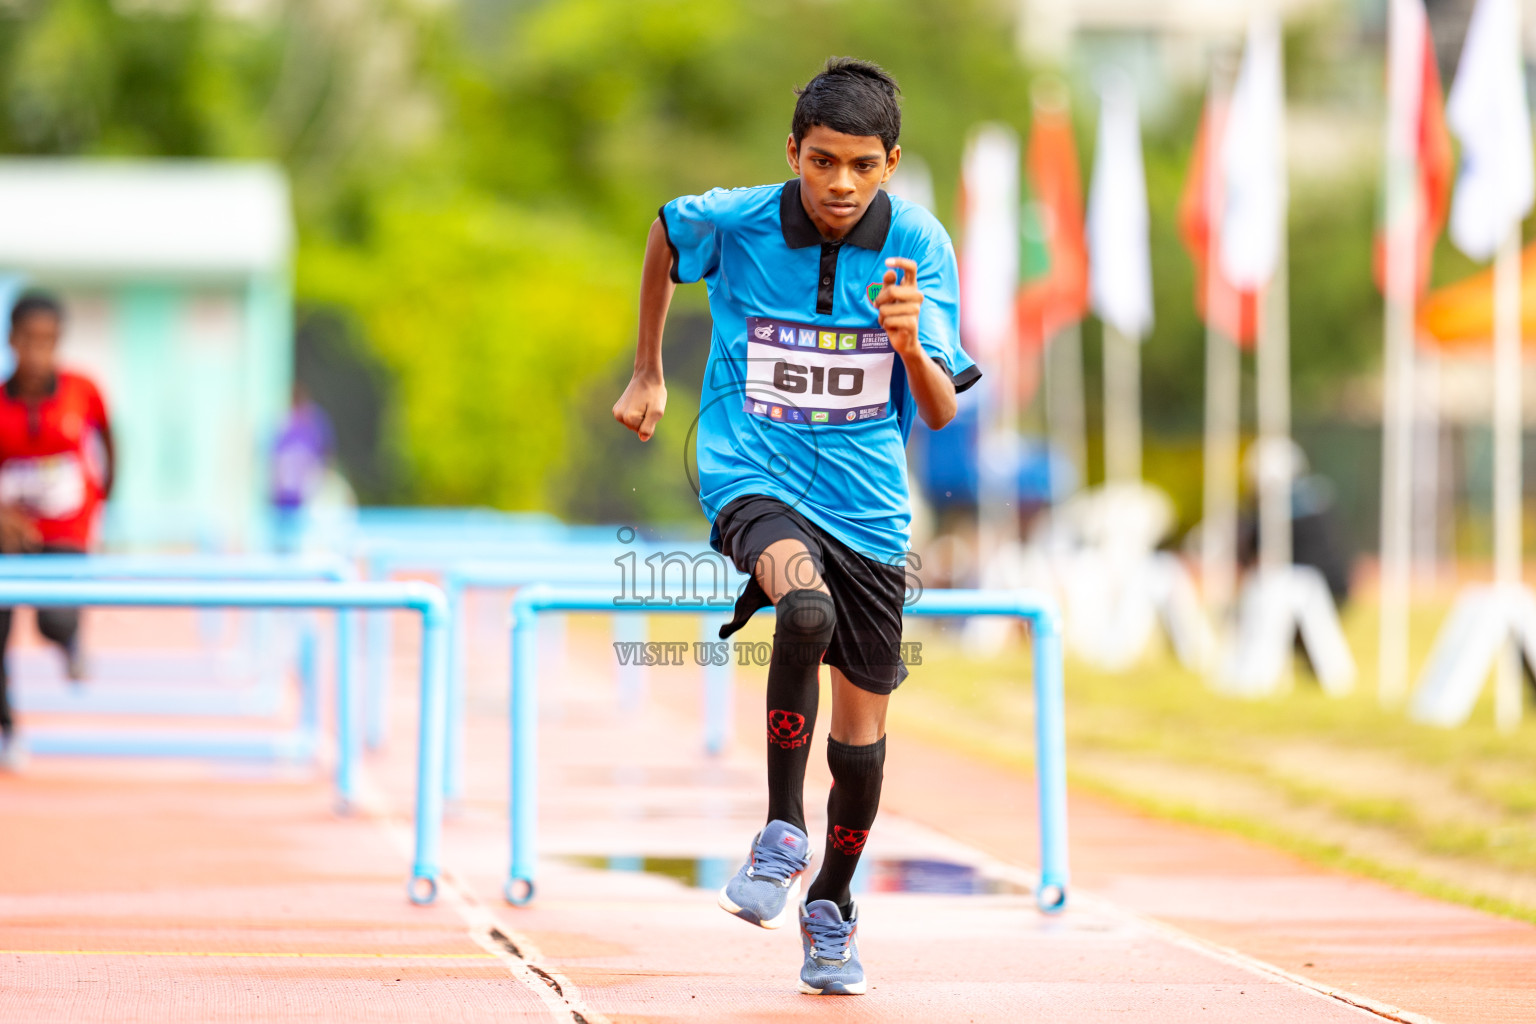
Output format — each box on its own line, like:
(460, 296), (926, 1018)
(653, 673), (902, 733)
(792, 57), (901, 153)
(10, 291), (62, 331)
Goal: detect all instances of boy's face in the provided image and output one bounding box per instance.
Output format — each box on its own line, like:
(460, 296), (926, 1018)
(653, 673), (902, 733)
(786, 124), (900, 240)
(9, 311), (59, 384)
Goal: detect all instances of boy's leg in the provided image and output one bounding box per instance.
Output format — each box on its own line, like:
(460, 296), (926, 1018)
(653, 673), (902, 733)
(0, 606), (17, 762)
(36, 546), (84, 681)
(717, 536), (834, 928)
(754, 538), (834, 833)
(804, 668), (887, 914)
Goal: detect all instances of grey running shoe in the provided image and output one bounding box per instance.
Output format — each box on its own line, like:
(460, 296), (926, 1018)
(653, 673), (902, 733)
(717, 819), (811, 928)
(798, 899), (865, 995)
(0, 733), (29, 773)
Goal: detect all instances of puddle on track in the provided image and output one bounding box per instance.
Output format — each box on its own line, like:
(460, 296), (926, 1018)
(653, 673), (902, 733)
(564, 855), (1030, 896)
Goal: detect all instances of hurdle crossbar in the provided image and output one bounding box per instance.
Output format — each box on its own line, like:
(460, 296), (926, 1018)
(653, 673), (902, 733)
(503, 584), (1069, 914)
(0, 578), (449, 905)
(0, 554), (359, 742)
(442, 558), (740, 800)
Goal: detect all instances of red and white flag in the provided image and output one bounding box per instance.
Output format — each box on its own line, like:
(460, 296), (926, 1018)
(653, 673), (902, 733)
(1178, 93), (1259, 345)
(1376, 0), (1453, 296)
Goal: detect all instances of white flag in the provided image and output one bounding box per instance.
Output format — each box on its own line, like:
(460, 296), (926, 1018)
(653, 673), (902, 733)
(959, 124), (1021, 358)
(1219, 13), (1287, 289)
(1087, 73), (1153, 339)
(1446, 0), (1534, 261)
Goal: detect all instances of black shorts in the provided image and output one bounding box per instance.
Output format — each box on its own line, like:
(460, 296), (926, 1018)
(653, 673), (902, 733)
(713, 494), (908, 696)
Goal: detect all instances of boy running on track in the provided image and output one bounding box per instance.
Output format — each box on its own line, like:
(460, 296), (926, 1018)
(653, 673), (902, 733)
(0, 292), (115, 771)
(613, 58), (978, 995)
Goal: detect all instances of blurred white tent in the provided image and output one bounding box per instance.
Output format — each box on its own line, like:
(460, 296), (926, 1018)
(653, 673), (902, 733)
(0, 160), (294, 550)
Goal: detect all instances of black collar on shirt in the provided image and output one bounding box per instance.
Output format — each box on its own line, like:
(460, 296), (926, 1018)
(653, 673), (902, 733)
(778, 179), (892, 251)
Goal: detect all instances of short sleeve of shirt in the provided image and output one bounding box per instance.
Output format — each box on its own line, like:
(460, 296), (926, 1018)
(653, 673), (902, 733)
(83, 378), (108, 430)
(915, 240), (982, 393)
(659, 190), (728, 285)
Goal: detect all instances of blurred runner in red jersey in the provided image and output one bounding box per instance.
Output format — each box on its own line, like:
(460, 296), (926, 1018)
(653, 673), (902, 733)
(0, 292), (115, 770)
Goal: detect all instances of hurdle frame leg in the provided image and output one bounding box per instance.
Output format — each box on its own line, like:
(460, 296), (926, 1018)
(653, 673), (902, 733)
(408, 603), (448, 905)
(506, 603), (539, 905)
(504, 588), (1070, 914)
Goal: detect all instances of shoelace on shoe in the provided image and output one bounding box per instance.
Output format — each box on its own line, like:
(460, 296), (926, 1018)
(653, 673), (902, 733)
(802, 912), (852, 962)
(747, 836), (807, 884)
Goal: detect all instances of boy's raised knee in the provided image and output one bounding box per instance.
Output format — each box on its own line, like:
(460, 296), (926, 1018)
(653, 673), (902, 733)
(774, 588), (835, 666)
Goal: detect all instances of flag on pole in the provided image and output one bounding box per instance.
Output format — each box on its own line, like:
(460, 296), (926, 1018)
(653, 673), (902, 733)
(1374, 0), (1452, 297)
(1015, 91), (1089, 353)
(1087, 72), (1153, 340)
(1178, 95), (1260, 345)
(959, 125), (1021, 359)
(1446, 0), (1535, 261)
(1219, 14), (1287, 290)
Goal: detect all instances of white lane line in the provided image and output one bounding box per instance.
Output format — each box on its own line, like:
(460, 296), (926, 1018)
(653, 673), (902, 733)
(971, 856), (1444, 1024)
(354, 773), (610, 1024)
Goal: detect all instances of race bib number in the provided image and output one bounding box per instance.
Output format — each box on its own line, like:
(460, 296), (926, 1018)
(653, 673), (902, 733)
(0, 453), (87, 519)
(742, 316), (894, 426)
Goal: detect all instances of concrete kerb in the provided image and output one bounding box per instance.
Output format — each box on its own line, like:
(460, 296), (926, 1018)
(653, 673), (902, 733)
(0, 578), (450, 906)
(502, 583), (1069, 914)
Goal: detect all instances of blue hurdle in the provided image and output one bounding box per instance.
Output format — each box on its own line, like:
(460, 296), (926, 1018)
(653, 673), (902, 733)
(0, 579), (449, 905)
(441, 557), (740, 800)
(502, 584), (1070, 914)
(356, 532), (646, 752)
(0, 554), (357, 732)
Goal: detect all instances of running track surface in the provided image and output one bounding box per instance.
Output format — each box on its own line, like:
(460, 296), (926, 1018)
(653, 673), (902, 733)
(2, 607), (1533, 1023)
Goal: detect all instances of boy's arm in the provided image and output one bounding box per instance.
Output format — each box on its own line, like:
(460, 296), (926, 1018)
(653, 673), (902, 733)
(874, 257), (958, 430)
(613, 218), (677, 442)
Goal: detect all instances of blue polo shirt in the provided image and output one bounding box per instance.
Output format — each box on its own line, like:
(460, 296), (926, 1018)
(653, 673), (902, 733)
(661, 180), (980, 562)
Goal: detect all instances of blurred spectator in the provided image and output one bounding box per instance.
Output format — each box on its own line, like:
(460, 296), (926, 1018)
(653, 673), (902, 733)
(1237, 442), (1352, 606)
(0, 292), (115, 771)
(270, 383), (335, 551)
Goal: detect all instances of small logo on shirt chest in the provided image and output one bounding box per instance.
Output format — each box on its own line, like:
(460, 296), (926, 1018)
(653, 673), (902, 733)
(867, 282), (883, 304)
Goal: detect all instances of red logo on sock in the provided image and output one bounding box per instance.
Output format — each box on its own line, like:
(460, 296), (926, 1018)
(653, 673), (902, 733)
(767, 710), (809, 750)
(830, 826), (869, 855)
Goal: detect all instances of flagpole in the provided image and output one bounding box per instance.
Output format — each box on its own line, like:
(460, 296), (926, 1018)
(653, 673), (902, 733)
(1203, 306), (1240, 620)
(1103, 325), (1141, 484)
(1378, 0), (1424, 706)
(1200, 74), (1239, 620)
(1257, 241), (1292, 578)
(1493, 223), (1523, 731)
(1047, 323), (1088, 488)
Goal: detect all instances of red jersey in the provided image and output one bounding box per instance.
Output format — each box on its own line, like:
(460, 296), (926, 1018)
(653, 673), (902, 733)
(0, 371), (110, 548)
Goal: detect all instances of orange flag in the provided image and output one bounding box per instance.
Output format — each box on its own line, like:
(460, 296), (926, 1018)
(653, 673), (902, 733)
(1178, 98), (1260, 346)
(1015, 95), (1090, 354)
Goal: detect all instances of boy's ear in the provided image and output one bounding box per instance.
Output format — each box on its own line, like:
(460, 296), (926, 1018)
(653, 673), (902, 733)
(785, 133), (800, 175)
(882, 144), (902, 185)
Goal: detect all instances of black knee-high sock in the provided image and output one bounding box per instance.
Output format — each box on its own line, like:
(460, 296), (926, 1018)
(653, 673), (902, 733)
(764, 589), (836, 833)
(806, 735), (885, 912)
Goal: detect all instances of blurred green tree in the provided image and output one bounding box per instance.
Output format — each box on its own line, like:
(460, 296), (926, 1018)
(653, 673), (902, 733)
(0, 0), (1397, 532)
